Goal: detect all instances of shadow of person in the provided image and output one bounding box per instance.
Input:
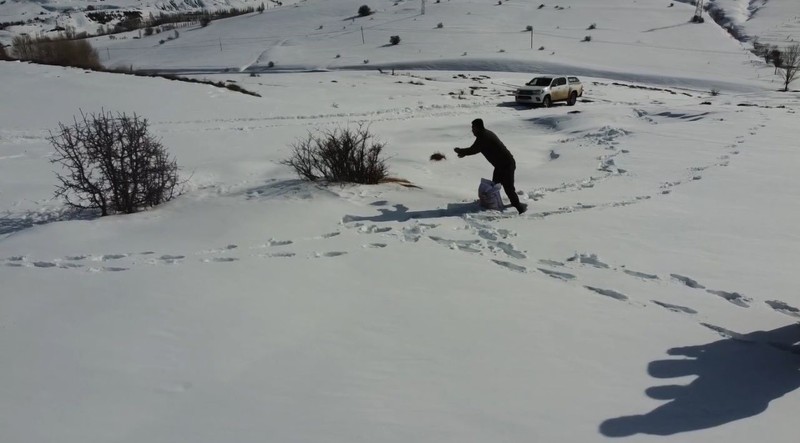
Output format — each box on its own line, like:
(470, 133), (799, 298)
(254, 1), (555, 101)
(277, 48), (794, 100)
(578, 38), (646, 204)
(600, 323), (800, 437)
(342, 202), (483, 223)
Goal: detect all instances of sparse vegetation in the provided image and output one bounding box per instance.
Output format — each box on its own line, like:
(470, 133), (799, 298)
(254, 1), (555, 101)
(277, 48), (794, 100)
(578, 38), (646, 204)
(389, 35), (400, 45)
(583, 35), (592, 42)
(710, 88), (720, 96)
(436, 22), (443, 29)
(0, 44), (10, 61)
(358, 5), (372, 17)
(526, 25), (533, 32)
(587, 23), (596, 30)
(282, 124), (389, 184)
(430, 152), (446, 161)
(49, 110), (180, 216)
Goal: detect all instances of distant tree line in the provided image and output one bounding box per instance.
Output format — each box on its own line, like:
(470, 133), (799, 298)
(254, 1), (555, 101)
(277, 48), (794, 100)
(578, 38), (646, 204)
(752, 39), (800, 91)
(10, 34), (101, 69)
(88, 7), (260, 35)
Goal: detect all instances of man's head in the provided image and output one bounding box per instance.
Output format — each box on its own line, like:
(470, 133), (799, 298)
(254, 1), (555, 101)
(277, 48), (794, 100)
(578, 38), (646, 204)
(471, 118), (484, 136)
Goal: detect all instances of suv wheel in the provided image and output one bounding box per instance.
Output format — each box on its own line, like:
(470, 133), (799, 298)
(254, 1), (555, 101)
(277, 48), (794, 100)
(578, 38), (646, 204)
(568, 91), (577, 106)
(542, 96), (552, 108)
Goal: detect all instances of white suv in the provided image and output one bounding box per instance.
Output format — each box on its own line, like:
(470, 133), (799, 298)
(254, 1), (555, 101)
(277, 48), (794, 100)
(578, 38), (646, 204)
(515, 76), (583, 107)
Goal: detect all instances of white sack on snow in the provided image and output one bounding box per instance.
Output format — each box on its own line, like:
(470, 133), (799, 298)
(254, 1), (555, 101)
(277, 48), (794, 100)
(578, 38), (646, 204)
(478, 178), (504, 210)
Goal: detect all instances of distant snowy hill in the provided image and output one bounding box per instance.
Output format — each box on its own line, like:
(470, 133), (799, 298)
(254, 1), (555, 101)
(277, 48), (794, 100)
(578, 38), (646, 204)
(0, 0), (294, 44)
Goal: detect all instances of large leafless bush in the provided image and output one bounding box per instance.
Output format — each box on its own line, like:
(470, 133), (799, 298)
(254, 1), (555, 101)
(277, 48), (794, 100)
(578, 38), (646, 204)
(49, 110), (180, 216)
(282, 124), (389, 184)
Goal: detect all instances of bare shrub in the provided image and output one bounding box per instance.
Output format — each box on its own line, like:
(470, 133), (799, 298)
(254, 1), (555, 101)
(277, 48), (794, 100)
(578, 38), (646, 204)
(0, 44), (11, 60)
(282, 124), (389, 184)
(587, 23), (596, 30)
(583, 35), (592, 42)
(358, 5), (372, 16)
(49, 110), (180, 216)
(389, 35), (400, 45)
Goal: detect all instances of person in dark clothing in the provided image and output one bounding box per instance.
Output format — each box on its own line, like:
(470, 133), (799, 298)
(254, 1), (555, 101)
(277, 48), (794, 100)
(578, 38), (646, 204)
(454, 119), (528, 214)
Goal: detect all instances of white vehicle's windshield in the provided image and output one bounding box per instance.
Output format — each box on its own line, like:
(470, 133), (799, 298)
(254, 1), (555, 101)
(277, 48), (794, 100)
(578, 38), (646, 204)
(526, 77), (552, 86)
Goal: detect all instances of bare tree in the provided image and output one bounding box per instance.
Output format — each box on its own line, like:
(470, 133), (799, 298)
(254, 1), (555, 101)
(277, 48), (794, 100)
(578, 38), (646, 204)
(49, 110), (181, 216)
(778, 44), (800, 92)
(771, 47), (783, 74)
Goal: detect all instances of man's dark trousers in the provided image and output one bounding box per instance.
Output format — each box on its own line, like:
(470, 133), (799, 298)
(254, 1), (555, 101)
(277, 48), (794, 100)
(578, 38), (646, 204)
(492, 161), (522, 210)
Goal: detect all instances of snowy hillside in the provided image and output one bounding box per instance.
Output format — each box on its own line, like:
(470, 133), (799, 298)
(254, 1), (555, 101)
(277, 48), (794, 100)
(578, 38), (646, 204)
(0, 0), (291, 45)
(1, 0), (800, 442)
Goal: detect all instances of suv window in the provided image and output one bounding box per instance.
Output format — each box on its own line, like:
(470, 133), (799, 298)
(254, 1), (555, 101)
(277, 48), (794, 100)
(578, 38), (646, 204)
(554, 78), (567, 86)
(568, 77), (579, 83)
(527, 77), (553, 86)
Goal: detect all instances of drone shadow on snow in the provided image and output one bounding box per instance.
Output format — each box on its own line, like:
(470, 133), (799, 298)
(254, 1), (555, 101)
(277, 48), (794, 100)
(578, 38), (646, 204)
(600, 323), (800, 437)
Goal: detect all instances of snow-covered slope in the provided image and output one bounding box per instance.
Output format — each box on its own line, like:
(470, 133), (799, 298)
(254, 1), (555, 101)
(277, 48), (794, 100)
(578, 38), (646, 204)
(1, 0), (800, 442)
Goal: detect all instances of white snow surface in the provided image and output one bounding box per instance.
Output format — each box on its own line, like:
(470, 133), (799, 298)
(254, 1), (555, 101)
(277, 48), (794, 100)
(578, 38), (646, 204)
(2, 1), (800, 442)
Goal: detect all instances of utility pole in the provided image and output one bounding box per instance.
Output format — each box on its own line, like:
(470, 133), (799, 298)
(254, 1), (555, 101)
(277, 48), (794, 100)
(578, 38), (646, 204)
(361, 26), (365, 44)
(421, 0), (425, 15)
(692, 0), (705, 23)
(530, 27), (534, 49)
(219, 36), (223, 52)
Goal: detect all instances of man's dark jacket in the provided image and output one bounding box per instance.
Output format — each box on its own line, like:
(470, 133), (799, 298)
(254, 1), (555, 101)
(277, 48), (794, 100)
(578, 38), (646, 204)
(459, 129), (515, 169)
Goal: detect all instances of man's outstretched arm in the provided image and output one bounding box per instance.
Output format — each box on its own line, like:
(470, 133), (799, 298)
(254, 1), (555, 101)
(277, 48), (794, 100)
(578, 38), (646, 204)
(454, 140), (481, 158)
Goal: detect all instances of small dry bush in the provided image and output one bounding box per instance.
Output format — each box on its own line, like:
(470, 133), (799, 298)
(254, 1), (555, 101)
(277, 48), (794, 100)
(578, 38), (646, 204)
(283, 124), (389, 184)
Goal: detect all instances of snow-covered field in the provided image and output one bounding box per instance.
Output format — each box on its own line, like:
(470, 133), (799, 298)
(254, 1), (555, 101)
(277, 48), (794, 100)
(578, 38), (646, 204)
(1, 0), (800, 442)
